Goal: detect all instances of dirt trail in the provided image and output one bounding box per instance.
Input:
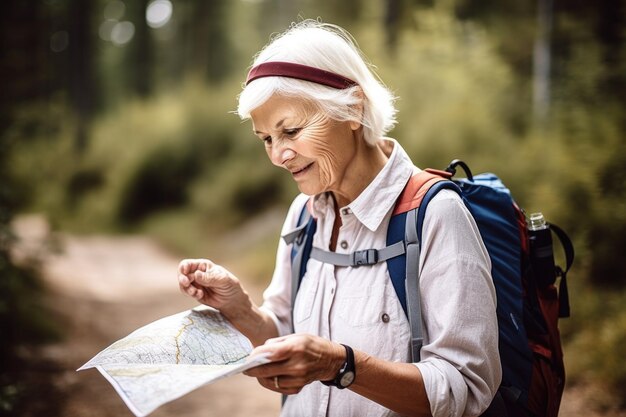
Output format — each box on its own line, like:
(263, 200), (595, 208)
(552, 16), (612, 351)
(11, 215), (280, 417)
(10, 215), (624, 417)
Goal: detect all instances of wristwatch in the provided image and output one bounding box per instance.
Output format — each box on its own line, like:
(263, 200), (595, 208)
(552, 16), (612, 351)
(321, 344), (356, 389)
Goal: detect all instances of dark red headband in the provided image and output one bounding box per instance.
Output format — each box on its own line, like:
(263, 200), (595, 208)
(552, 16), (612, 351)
(246, 61), (357, 89)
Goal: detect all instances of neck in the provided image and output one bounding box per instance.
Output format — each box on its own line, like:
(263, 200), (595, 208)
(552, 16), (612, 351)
(331, 137), (389, 208)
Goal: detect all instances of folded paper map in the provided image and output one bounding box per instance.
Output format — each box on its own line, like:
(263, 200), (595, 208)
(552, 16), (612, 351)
(78, 305), (270, 416)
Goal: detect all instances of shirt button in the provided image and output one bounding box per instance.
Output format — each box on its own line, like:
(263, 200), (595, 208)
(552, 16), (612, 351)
(381, 313), (390, 323)
(341, 208), (351, 216)
(340, 240), (348, 250)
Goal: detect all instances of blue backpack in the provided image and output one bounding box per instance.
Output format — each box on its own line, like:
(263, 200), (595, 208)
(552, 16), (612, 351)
(284, 159), (574, 417)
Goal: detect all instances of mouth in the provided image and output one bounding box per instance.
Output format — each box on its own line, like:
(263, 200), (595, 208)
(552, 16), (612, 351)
(290, 162), (314, 177)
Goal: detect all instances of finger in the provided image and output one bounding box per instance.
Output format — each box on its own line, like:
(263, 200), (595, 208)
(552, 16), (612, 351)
(250, 337), (294, 361)
(193, 288), (205, 300)
(178, 259), (198, 275)
(194, 270), (209, 286)
(244, 360), (291, 378)
(178, 273), (193, 290)
(257, 376), (283, 393)
(178, 273), (192, 287)
(179, 259), (213, 275)
(193, 284), (206, 300)
(179, 259), (198, 275)
(264, 335), (291, 345)
(182, 282), (204, 300)
(179, 276), (195, 293)
(257, 376), (302, 395)
(256, 376), (279, 393)
(183, 283), (197, 298)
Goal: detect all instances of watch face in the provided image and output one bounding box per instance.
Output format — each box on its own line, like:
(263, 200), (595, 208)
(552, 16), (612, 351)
(339, 371), (355, 387)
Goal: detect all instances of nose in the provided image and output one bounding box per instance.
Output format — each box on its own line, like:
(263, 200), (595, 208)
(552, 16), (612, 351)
(270, 141), (296, 166)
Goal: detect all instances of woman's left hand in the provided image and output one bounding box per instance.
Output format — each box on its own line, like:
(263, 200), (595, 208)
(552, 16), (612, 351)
(244, 334), (345, 395)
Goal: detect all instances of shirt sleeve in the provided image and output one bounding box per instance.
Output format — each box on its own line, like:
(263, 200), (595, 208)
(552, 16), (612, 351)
(259, 193), (310, 337)
(413, 190), (502, 417)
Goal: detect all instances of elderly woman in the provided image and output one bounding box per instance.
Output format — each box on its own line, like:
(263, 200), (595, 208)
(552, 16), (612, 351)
(178, 20), (501, 417)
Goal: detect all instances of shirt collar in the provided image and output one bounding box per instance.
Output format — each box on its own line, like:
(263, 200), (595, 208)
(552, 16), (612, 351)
(310, 138), (415, 232)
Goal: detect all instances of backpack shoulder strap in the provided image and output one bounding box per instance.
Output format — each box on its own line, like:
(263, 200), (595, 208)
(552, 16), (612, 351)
(388, 177), (460, 362)
(387, 170), (458, 314)
(386, 170), (449, 315)
(283, 198), (317, 332)
(393, 168), (452, 215)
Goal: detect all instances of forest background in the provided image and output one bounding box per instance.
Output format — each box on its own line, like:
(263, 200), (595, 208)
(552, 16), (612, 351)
(1, 0), (625, 415)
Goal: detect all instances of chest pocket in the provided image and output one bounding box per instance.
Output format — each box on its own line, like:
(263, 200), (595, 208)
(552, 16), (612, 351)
(335, 268), (399, 328)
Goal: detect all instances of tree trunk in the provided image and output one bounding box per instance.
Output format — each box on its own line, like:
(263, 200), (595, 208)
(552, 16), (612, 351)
(533, 0), (553, 128)
(68, 0), (96, 152)
(385, 0), (402, 54)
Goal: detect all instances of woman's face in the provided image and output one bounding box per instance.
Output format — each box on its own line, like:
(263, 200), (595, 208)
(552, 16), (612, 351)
(250, 95), (360, 196)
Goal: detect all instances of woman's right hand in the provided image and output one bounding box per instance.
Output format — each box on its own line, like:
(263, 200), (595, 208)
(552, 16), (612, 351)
(177, 259), (246, 312)
(179, 259), (278, 346)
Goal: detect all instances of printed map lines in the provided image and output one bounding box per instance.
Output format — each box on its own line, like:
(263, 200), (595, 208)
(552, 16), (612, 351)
(175, 315), (195, 364)
(78, 306), (267, 416)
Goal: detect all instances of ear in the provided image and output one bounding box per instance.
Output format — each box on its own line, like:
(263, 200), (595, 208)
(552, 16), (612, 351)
(349, 87), (365, 131)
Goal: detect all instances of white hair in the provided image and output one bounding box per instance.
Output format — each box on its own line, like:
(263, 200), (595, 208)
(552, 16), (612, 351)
(237, 20), (397, 146)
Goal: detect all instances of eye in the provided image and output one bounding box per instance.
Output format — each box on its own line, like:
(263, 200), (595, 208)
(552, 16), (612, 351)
(283, 128), (301, 137)
(262, 136), (272, 146)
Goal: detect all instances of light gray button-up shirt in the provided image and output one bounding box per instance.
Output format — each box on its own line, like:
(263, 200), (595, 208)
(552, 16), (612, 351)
(260, 139), (501, 417)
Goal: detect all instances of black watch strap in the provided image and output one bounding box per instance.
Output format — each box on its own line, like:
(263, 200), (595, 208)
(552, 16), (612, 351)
(321, 344), (356, 389)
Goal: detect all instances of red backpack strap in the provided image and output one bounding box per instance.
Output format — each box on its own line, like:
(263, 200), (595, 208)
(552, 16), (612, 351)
(393, 168), (451, 215)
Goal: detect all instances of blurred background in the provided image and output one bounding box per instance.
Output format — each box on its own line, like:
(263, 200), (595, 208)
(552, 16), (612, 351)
(1, 0), (625, 416)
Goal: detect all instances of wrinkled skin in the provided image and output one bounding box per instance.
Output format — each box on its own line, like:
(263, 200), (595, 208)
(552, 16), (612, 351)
(250, 95), (375, 207)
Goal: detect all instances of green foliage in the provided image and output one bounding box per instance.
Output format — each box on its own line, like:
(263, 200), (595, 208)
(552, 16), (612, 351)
(0, 102), (62, 363)
(0, 103), (62, 415)
(188, 146), (296, 230)
(585, 140), (626, 287)
(362, 10), (520, 174)
(0, 252), (62, 362)
(116, 142), (197, 224)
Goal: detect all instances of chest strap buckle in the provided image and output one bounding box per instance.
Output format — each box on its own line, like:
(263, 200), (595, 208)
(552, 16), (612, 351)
(352, 249), (378, 266)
